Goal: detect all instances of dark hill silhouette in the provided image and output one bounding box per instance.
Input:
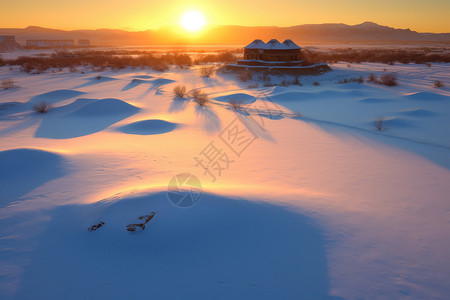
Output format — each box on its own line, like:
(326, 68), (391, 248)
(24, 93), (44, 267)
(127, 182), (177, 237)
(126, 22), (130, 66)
(1, 22), (449, 46)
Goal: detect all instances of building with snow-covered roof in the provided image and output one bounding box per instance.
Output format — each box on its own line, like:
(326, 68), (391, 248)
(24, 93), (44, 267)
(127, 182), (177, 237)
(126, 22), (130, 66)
(242, 39), (302, 63)
(225, 38), (331, 75)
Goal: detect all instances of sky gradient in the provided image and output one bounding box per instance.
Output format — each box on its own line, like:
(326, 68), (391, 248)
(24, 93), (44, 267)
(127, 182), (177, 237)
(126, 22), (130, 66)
(1, 0), (449, 33)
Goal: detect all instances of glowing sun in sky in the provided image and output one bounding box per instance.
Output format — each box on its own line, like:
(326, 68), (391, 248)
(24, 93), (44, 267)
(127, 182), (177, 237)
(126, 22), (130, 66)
(180, 10), (206, 32)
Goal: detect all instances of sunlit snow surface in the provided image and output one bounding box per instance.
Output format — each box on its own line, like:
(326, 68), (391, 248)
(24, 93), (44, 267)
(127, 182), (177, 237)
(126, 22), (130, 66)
(0, 61), (449, 300)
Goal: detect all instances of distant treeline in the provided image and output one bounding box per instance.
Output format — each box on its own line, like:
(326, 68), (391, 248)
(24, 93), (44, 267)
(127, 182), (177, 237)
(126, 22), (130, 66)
(302, 48), (450, 64)
(0, 50), (237, 73)
(1, 48), (449, 74)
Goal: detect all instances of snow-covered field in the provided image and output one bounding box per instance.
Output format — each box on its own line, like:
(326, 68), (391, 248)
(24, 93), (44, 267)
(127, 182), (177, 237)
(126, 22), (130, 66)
(0, 61), (449, 300)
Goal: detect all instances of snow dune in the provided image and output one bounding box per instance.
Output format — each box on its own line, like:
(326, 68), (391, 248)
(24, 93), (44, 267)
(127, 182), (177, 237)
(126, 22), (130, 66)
(35, 98), (140, 139)
(213, 92), (257, 104)
(0, 61), (449, 300)
(27, 89), (85, 106)
(403, 91), (449, 101)
(0, 148), (67, 208)
(11, 191), (329, 300)
(74, 76), (118, 89)
(396, 108), (437, 117)
(117, 119), (178, 135)
(122, 78), (175, 91)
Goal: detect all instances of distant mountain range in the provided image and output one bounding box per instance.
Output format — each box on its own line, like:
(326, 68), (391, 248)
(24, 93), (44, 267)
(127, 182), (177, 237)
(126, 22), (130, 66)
(1, 22), (449, 47)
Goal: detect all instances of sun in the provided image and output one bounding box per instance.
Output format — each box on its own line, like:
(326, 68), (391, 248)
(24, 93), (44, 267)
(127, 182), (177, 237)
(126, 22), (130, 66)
(180, 10), (206, 32)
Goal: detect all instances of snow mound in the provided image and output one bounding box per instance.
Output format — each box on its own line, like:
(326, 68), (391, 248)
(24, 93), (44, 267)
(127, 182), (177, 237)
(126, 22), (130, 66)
(74, 76), (117, 88)
(269, 91), (318, 102)
(131, 78), (152, 84)
(397, 108), (437, 117)
(133, 75), (154, 79)
(213, 93), (256, 104)
(35, 98), (140, 139)
(359, 97), (394, 103)
(0, 102), (21, 113)
(404, 92), (449, 101)
(89, 76), (116, 82)
(381, 117), (414, 128)
(28, 90), (85, 105)
(122, 78), (174, 91)
(263, 86), (289, 94)
(118, 119), (178, 135)
(0, 148), (67, 207)
(13, 191), (328, 299)
(150, 78), (175, 86)
(69, 98), (140, 117)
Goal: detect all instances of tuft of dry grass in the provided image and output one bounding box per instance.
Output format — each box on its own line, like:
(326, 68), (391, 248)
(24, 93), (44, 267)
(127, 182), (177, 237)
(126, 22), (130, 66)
(339, 76), (364, 84)
(33, 101), (52, 113)
(190, 89), (209, 106)
(293, 76), (302, 86)
(367, 73), (398, 86)
(434, 80), (444, 88)
(173, 85), (187, 98)
(199, 65), (216, 77)
(373, 117), (385, 131)
(1, 79), (17, 90)
(380, 73), (398, 86)
(229, 99), (243, 110)
(367, 73), (377, 83)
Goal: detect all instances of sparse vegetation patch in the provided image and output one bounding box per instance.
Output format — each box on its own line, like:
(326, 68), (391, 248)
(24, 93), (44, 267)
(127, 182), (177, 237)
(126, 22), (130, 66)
(1, 79), (17, 90)
(191, 89), (209, 106)
(173, 85), (187, 98)
(33, 101), (52, 113)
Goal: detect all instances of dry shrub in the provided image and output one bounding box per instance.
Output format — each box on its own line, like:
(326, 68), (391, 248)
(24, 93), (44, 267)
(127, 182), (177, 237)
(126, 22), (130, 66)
(367, 73), (377, 83)
(152, 62), (169, 72)
(338, 76), (364, 84)
(200, 65), (215, 77)
(434, 80), (444, 88)
(33, 101), (52, 113)
(374, 117), (385, 131)
(195, 52), (235, 64)
(380, 73), (398, 86)
(229, 99), (243, 110)
(191, 89), (209, 106)
(173, 85), (187, 98)
(312, 81), (320, 86)
(302, 48), (450, 64)
(237, 69), (252, 82)
(1, 79), (17, 90)
(174, 54), (192, 68)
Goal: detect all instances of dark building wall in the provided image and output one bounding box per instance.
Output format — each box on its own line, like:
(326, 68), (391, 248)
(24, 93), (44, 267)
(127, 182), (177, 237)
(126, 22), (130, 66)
(244, 48), (301, 61)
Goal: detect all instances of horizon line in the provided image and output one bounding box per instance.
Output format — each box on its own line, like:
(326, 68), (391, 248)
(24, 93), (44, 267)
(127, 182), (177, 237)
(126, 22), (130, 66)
(1, 22), (449, 34)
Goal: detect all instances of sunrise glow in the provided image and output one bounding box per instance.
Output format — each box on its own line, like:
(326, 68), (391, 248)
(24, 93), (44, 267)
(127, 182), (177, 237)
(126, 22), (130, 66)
(180, 11), (206, 32)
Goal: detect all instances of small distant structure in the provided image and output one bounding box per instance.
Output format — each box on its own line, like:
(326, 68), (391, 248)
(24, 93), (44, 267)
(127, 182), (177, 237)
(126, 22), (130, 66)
(26, 39), (75, 48)
(224, 38), (331, 75)
(78, 39), (91, 47)
(0, 36), (24, 52)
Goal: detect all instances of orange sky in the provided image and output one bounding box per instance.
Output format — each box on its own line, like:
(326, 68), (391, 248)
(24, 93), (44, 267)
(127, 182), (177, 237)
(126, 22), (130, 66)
(1, 0), (449, 33)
